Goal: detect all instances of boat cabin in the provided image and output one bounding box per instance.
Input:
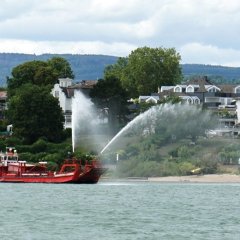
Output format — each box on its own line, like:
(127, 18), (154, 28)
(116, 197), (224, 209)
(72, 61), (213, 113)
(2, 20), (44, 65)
(0, 147), (19, 165)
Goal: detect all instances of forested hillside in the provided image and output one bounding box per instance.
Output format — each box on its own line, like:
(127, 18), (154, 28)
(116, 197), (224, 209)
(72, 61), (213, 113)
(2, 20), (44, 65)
(183, 64), (240, 84)
(1, 53), (240, 86)
(0, 53), (118, 86)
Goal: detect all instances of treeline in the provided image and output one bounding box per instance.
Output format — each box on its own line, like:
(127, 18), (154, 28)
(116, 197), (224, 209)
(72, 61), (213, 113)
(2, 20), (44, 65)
(183, 64), (240, 84)
(1, 53), (240, 86)
(0, 53), (117, 85)
(183, 64), (240, 78)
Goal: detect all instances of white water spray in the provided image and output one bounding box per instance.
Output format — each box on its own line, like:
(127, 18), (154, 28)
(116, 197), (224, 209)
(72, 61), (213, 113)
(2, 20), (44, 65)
(100, 104), (176, 154)
(72, 91), (98, 152)
(100, 103), (213, 154)
(236, 100), (240, 124)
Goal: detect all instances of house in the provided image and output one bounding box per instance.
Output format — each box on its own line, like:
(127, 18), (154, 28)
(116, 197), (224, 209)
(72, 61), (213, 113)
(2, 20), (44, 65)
(51, 78), (97, 128)
(159, 76), (240, 108)
(159, 76), (240, 136)
(68, 80), (98, 97)
(139, 96), (159, 104)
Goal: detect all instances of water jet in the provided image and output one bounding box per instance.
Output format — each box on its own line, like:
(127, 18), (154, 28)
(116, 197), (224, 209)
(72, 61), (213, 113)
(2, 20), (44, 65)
(100, 103), (213, 154)
(72, 91), (99, 152)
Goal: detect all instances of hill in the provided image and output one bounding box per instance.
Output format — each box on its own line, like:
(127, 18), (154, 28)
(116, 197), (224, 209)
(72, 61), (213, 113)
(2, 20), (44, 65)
(0, 53), (118, 86)
(182, 64), (240, 84)
(1, 53), (240, 86)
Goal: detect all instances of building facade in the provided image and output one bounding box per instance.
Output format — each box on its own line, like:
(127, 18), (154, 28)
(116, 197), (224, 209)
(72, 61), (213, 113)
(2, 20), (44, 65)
(158, 76), (240, 136)
(51, 78), (97, 128)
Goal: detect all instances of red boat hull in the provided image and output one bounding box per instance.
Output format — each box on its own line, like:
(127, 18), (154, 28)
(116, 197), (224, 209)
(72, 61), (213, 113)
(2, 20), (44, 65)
(0, 159), (107, 184)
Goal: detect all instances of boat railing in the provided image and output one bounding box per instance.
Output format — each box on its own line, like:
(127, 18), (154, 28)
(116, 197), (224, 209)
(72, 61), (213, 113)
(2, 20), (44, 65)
(63, 158), (101, 167)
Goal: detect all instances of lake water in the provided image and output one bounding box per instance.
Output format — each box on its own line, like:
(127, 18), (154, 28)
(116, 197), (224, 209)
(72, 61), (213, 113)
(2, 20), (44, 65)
(0, 181), (239, 240)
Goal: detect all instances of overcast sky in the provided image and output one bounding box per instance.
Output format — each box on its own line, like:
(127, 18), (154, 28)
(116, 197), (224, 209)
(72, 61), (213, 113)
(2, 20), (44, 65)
(1, 0), (240, 66)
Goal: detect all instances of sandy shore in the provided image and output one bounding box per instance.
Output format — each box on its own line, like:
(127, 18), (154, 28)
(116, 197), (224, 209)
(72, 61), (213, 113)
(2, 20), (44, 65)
(148, 174), (240, 183)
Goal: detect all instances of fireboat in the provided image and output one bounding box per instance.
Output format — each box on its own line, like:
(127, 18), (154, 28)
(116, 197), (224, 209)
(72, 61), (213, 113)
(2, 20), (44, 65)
(0, 147), (107, 184)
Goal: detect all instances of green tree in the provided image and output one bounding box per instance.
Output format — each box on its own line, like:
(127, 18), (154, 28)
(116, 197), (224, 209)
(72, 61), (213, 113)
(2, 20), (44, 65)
(7, 84), (64, 143)
(104, 57), (128, 80)
(47, 57), (74, 79)
(105, 47), (182, 97)
(7, 57), (74, 97)
(8, 61), (47, 95)
(90, 76), (129, 132)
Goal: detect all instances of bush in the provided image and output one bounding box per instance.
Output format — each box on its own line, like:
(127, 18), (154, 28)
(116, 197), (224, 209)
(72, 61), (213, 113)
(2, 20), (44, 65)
(196, 153), (218, 174)
(178, 162), (195, 175)
(19, 152), (34, 162)
(0, 120), (8, 132)
(31, 139), (48, 153)
(158, 160), (179, 176)
(177, 146), (192, 158)
(62, 128), (72, 139)
(42, 153), (64, 165)
(5, 137), (23, 146)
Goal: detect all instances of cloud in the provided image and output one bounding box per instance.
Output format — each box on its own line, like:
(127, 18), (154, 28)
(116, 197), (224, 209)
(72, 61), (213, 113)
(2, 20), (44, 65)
(0, 0), (39, 21)
(180, 43), (240, 67)
(0, 38), (136, 56)
(1, 0), (240, 66)
(0, 0), (156, 42)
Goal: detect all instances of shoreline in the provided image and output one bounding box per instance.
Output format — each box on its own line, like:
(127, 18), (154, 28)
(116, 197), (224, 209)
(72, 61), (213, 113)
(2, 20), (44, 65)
(148, 174), (240, 183)
(102, 174), (240, 183)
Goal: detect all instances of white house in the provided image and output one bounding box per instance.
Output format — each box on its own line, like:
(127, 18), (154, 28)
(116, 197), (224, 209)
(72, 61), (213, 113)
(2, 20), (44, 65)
(139, 96), (159, 104)
(52, 78), (73, 111)
(51, 78), (97, 128)
(179, 96), (201, 105)
(159, 77), (240, 109)
(51, 78), (73, 128)
(158, 76), (240, 136)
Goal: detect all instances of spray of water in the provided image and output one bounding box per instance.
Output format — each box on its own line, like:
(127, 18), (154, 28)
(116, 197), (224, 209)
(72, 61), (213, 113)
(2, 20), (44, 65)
(236, 100), (240, 124)
(72, 91), (99, 152)
(100, 103), (213, 154)
(71, 92), (214, 156)
(100, 104), (172, 154)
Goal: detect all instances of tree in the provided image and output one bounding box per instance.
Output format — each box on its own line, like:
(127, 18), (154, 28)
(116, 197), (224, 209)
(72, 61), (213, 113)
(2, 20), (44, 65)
(47, 57), (74, 79)
(7, 84), (64, 143)
(8, 61), (48, 96)
(105, 47), (182, 97)
(104, 57), (128, 80)
(7, 57), (74, 97)
(90, 76), (129, 132)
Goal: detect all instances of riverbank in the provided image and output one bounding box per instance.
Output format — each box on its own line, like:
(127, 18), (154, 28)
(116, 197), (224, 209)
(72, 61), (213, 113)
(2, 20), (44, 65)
(102, 174), (240, 183)
(148, 174), (240, 183)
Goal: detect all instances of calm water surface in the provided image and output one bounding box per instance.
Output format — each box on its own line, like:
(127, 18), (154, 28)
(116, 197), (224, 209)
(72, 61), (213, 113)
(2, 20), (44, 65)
(0, 181), (239, 240)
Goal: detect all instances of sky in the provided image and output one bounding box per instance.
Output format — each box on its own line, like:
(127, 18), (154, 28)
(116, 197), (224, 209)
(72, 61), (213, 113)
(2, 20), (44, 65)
(1, 0), (240, 66)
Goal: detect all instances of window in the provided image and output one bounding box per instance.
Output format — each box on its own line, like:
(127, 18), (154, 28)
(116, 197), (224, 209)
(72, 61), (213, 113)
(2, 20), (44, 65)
(55, 91), (59, 98)
(195, 99), (200, 104)
(65, 115), (71, 123)
(174, 86), (181, 92)
(209, 88), (214, 92)
(186, 86), (194, 93)
(208, 86), (220, 93)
